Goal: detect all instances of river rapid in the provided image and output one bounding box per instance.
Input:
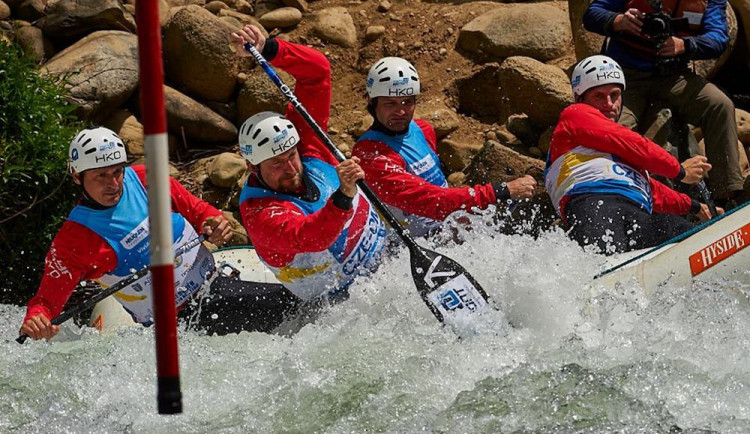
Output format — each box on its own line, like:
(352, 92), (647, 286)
(2, 215), (750, 433)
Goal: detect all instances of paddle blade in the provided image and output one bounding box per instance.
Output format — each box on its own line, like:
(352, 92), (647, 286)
(409, 246), (491, 324)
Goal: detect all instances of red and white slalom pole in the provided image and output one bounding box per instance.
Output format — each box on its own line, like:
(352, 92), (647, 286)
(135, 0), (182, 414)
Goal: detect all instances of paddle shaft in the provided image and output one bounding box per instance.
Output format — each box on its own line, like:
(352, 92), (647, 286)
(697, 180), (719, 218)
(244, 43), (422, 252)
(16, 235), (205, 344)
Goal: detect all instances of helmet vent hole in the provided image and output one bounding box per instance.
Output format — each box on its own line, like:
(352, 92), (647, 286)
(81, 138), (92, 148)
(257, 138), (269, 147)
(84, 148), (97, 155)
(584, 67), (596, 74)
(398, 71), (404, 77)
(273, 125), (280, 133)
(378, 77), (389, 83)
(377, 67), (388, 74)
(252, 129), (261, 139)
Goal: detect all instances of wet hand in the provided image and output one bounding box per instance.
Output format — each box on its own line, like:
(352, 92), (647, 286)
(229, 24), (266, 57)
(696, 203), (724, 222)
(336, 157), (365, 198)
(613, 8), (644, 34)
(20, 314), (59, 341)
(203, 215), (232, 247)
(506, 175), (537, 200)
(658, 36), (685, 57)
(680, 156), (711, 184)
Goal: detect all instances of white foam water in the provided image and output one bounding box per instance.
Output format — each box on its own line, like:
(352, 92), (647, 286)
(2, 215), (749, 433)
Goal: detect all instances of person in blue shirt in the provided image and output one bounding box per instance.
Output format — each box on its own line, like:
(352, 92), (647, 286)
(584, 0), (747, 207)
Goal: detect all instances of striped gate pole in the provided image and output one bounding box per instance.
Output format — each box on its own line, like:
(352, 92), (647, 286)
(134, 0), (182, 414)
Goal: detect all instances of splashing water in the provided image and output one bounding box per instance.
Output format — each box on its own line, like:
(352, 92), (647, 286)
(2, 215), (750, 433)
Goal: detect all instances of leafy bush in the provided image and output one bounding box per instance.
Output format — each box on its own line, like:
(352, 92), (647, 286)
(0, 43), (83, 305)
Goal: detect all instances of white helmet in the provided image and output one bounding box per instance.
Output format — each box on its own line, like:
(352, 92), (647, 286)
(69, 127), (127, 173)
(239, 112), (300, 165)
(570, 55), (626, 98)
(366, 57), (420, 98)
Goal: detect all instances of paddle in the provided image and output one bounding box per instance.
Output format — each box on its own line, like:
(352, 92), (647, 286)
(16, 235), (205, 344)
(244, 43), (492, 325)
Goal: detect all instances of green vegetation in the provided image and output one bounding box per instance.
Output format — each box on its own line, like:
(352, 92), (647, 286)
(0, 42), (83, 305)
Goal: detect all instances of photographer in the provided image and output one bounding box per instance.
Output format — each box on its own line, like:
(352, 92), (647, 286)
(583, 0), (747, 208)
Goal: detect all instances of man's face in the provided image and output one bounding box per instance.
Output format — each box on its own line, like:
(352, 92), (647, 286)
(74, 164), (126, 207)
(257, 147), (304, 193)
(373, 96), (417, 132)
(580, 84), (623, 120)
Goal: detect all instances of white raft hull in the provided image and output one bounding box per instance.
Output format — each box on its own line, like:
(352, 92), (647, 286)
(594, 202), (750, 296)
(89, 246), (282, 334)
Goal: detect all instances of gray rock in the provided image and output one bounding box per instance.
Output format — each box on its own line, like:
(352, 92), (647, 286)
(43, 0), (136, 41)
(208, 152), (247, 188)
(259, 6), (302, 29)
(415, 103), (460, 139)
(16, 0), (46, 22)
(163, 86), (238, 143)
(498, 56), (573, 128)
(253, 0), (283, 19)
(459, 4), (572, 62)
(164, 5), (241, 102)
(313, 7), (357, 48)
(236, 68), (295, 123)
(204, 0), (229, 14)
(16, 25), (54, 61)
(568, 0), (604, 60)
(365, 25), (385, 43)
(103, 110), (144, 156)
(41, 31), (139, 122)
(281, 0), (307, 13)
(438, 139), (482, 174)
(0, 1), (10, 20)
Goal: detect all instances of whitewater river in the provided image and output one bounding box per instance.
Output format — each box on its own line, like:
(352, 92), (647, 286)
(2, 217), (750, 433)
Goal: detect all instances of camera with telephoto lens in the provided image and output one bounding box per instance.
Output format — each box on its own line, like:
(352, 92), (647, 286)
(640, 11), (690, 74)
(640, 11), (674, 41)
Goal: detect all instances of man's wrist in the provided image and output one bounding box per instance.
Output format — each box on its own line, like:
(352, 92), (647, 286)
(331, 189), (354, 210)
(675, 165), (686, 182)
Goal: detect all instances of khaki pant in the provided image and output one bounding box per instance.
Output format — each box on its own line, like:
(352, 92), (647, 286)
(619, 67), (744, 197)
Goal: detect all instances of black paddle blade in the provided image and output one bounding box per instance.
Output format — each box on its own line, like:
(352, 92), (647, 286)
(409, 245), (491, 324)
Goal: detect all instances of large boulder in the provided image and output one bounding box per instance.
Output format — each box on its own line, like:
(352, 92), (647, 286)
(236, 69), (295, 123)
(163, 5), (240, 102)
(43, 0), (136, 42)
(163, 86), (238, 143)
(458, 4), (572, 62)
(498, 56), (573, 128)
(41, 31), (139, 122)
(568, 0), (604, 60)
(313, 7), (357, 48)
(15, 25), (54, 62)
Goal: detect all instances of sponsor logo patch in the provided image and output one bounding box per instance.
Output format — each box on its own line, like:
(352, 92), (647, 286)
(689, 223), (750, 276)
